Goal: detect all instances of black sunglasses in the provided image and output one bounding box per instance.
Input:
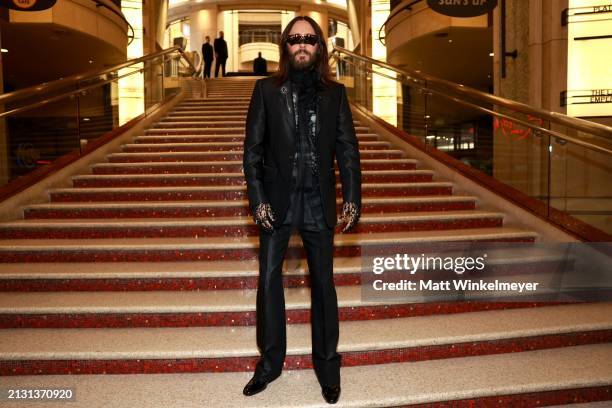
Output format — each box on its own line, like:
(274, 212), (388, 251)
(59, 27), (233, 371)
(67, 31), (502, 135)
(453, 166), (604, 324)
(286, 34), (319, 46)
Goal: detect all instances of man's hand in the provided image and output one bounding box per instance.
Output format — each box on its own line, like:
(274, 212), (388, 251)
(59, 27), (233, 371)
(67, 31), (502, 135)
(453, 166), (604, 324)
(338, 201), (360, 233)
(254, 202), (276, 231)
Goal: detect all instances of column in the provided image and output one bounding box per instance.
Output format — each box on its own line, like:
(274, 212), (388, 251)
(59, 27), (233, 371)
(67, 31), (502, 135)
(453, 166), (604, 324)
(190, 5), (218, 68)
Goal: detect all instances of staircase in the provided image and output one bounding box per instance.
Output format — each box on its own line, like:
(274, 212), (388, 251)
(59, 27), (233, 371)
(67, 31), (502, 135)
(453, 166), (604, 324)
(0, 77), (610, 407)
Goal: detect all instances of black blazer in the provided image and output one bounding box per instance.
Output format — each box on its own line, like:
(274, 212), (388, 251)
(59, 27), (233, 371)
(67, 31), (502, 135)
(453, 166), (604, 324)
(243, 75), (361, 229)
(213, 38), (228, 59)
(201, 43), (213, 62)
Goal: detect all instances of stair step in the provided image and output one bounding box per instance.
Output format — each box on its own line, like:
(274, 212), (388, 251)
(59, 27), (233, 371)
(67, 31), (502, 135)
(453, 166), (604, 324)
(91, 159), (419, 174)
(0, 228), (537, 263)
(0, 279), (572, 328)
(144, 126), (372, 135)
(0, 304), (610, 374)
(161, 115), (248, 121)
(72, 170), (433, 187)
(3, 344), (609, 405)
(132, 133), (379, 143)
(168, 109), (248, 114)
(5, 343), (612, 403)
(47, 182), (454, 202)
(159, 116), (361, 125)
(24, 195), (477, 219)
(121, 141), (390, 152)
(0, 246), (571, 291)
(152, 121), (248, 128)
(0, 210), (503, 239)
(106, 150), (406, 162)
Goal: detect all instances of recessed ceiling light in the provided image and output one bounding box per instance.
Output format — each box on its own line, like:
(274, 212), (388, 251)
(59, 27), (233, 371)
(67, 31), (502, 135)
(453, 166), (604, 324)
(0, 48), (7, 53)
(448, 39), (453, 43)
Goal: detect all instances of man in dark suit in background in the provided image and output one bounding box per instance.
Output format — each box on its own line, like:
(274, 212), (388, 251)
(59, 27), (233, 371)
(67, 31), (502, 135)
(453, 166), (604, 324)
(201, 36), (214, 78)
(213, 31), (228, 77)
(253, 52), (268, 76)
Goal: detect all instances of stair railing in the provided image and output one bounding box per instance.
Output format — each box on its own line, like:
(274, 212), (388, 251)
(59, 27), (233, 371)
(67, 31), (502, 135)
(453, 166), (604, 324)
(0, 46), (196, 188)
(330, 46), (612, 240)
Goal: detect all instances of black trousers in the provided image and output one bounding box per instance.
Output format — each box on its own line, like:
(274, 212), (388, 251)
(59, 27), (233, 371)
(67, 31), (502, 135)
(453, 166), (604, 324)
(203, 60), (212, 78)
(254, 185), (341, 387)
(215, 58), (227, 77)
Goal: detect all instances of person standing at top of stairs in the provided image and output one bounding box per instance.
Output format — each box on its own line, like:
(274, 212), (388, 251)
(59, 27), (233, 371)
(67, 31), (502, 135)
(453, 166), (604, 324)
(201, 35), (214, 79)
(214, 31), (228, 78)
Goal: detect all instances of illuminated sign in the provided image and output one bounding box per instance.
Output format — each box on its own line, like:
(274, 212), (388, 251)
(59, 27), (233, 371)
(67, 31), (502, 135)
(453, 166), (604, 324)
(562, 89), (612, 106)
(566, 0), (612, 117)
(1, 0), (57, 11)
(427, 0), (498, 17)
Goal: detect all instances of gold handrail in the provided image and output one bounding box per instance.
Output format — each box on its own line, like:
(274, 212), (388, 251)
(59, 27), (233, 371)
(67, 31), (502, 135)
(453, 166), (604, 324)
(331, 45), (612, 141)
(332, 52), (612, 156)
(0, 46), (196, 109)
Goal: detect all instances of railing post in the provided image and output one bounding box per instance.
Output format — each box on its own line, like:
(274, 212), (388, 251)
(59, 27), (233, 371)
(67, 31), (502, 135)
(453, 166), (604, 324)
(161, 54), (165, 101)
(75, 93), (82, 154)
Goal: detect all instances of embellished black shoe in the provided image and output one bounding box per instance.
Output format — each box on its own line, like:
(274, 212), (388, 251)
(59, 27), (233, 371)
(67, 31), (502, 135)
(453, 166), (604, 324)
(321, 384), (341, 404)
(242, 376), (268, 396)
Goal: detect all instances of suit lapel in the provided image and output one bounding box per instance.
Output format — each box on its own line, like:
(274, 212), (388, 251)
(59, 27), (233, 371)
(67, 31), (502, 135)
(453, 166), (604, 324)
(315, 88), (328, 146)
(279, 79), (296, 145)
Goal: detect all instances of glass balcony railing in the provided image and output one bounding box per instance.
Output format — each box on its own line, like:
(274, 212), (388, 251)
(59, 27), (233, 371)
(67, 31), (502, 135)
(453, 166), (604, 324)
(0, 46), (196, 187)
(330, 46), (612, 239)
(238, 30), (281, 46)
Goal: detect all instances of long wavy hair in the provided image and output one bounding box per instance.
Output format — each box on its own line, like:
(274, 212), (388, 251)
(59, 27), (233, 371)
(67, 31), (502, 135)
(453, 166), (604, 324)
(272, 16), (336, 89)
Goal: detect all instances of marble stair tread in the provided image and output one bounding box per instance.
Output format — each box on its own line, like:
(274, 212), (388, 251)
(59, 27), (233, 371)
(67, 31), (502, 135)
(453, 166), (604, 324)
(1, 303), (611, 360)
(3, 344), (610, 408)
(91, 157), (419, 168)
(0, 285), (406, 313)
(0, 270), (565, 314)
(169, 109), (249, 113)
(145, 126), (247, 132)
(24, 195), (477, 210)
(72, 169), (434, 180)
(144, 126), (372, 133)
(121, 141), (388, 148)
(47, 182), (453, 194)
(160, 116), (360, 123)
(153, 121), (247, 126)
(0, 257), (350, 278)
(0, 227), (538, 250)
(159, 116), (248, 121)
(4, 210), (504, 227)
(106, 149), (402, 158)
(0, 245), (564, 279)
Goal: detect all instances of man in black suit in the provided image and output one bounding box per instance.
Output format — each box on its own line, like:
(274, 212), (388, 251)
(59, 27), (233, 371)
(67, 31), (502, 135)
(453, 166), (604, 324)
(201, 36), (214, 78)
(253, 52), (268, 75)
(213, 30), (228, 77)
(242, 15), (361, 405)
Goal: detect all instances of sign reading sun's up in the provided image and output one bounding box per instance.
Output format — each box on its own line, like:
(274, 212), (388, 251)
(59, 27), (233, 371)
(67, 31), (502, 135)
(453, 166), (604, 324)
(1, 0), (57, 11)
(427, 0), (498, 17)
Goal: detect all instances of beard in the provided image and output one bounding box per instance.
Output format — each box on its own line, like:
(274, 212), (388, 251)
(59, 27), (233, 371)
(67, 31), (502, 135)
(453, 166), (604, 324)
(289, 48), (317, 70)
